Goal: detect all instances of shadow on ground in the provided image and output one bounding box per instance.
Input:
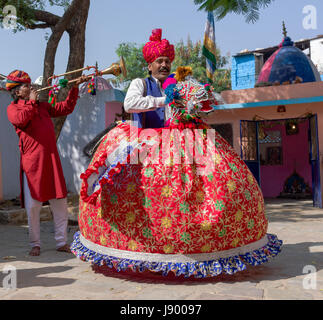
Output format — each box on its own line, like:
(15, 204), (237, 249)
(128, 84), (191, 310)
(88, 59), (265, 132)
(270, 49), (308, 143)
(91, 240), (323, 286)
(265, 199), (323, 223)
(0, 266), (76, 289)
(89, 199), (323, 285)
(0, 223), (79, 289)
(0, 223), (79, 263)
(1, 199), (322, 289)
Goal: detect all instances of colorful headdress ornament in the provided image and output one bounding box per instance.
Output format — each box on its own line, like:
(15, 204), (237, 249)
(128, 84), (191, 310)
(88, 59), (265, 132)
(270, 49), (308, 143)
(6, 70), (31, 91)
(142, 29), (175, 64)
(163, 66), (224, 121)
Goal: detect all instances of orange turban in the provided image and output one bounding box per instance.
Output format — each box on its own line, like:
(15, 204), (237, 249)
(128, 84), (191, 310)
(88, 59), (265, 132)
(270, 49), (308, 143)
(6, 70), (31, 91)
(142, 29), (175, 64)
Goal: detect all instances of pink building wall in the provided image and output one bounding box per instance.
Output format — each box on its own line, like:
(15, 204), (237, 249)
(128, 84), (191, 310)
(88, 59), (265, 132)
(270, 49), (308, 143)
(206, 82), (323, 201)
(105, 101), (123, 127)
(206, 102), (323, 157)
(260, 121), (311, 198)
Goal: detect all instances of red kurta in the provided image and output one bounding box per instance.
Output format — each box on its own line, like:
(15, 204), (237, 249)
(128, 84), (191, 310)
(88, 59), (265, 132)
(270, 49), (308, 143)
(7, 87), (79, 207)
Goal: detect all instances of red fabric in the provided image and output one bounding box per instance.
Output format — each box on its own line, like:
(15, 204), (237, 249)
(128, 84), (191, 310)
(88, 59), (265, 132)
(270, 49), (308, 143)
(78, 120), (268, 255)
(7, 87), (79, 207)
(142, 29), (175, 63)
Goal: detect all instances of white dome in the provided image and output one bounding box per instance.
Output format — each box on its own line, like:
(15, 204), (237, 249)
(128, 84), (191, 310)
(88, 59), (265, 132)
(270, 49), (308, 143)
(34, 76), (43, 86)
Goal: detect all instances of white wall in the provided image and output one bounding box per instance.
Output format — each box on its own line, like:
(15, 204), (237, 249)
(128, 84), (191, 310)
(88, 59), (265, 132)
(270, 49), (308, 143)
(57, 89), (124, 194)
(0, 90), (20, 200)
(310, 39), (323, 74)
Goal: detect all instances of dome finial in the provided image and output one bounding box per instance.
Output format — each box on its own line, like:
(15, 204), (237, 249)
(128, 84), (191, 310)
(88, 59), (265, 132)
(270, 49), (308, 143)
(282, 21), (288, 38)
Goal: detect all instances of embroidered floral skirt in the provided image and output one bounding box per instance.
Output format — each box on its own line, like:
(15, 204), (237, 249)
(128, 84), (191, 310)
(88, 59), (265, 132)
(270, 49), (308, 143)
(71, 120), (282, 278)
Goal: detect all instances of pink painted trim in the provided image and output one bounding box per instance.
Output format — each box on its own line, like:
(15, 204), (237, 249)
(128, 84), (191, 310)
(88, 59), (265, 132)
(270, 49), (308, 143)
(221, 81), (323, 105)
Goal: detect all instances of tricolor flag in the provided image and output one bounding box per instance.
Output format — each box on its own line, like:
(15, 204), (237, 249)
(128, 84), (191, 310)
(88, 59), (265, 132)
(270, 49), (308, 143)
(203, 12), (217, 83)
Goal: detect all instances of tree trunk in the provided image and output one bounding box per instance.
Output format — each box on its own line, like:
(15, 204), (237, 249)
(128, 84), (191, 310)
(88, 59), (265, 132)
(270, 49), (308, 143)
(39, 30), (63, 102)
(39, 0), (84, 102)
(54, 0), (90, 141)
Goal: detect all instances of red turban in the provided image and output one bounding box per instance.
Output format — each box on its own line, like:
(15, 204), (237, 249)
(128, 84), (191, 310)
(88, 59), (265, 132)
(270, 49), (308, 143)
(6, 70), (31, 91)
(142, 29), (175, 64)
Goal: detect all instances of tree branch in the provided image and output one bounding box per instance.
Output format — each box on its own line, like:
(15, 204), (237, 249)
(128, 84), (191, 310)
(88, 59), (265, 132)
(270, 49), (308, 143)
(52, 0), (81, 34)
(32, 9), (61, 26)
(26, 22), (52, 29)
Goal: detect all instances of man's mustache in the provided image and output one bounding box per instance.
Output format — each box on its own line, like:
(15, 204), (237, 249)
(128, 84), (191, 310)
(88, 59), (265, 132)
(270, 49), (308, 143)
(159, 67), (170, 72)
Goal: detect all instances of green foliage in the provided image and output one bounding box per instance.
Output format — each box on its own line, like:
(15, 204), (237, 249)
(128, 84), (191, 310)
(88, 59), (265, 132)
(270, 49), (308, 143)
(113, 42), (149, 89)
(115, 38), (231, 93)
(211, 68), (231, 92)
(194, 0), (275, 23)
(172, 38), (231, 92)
(172, 39), (206, 82)
(0, 0), (70, 31)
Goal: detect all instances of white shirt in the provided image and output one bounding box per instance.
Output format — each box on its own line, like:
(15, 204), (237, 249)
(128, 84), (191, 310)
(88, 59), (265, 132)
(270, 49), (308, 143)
(124, 77), (171, 121)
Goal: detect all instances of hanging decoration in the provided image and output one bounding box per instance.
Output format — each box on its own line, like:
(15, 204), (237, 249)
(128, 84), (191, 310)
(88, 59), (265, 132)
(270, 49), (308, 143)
(48, 78), (69, 107)
(277, 105), (286, 113)
(46, 65), (99, 107)
(48, 85), (59, 107)
(256, 114), (312, 139)
(285, 119), (299, 135)
(87, 75), (97, 95)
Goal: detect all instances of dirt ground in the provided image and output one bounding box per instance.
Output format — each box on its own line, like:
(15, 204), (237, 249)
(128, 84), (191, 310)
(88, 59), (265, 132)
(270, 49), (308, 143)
(0, 199), (323, 300)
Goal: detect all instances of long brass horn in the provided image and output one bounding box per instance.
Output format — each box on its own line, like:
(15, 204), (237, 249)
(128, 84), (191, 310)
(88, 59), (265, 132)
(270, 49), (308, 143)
(100, 56), (127, 78)
(36, 57), (127, 93)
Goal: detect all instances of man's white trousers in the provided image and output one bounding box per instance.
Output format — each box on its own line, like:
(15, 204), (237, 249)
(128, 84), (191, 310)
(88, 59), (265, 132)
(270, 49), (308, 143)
(23, 173), (68, 249)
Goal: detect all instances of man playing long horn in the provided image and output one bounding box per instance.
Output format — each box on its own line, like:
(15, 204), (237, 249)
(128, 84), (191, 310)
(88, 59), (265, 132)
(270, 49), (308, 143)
(6, 70), (87, 256)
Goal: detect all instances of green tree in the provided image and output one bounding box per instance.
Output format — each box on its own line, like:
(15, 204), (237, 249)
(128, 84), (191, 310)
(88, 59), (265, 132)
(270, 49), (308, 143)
(0, 0), (90, 139)
(172, 38), (231, 92)
(194, 0), (275, 23)
(115, 42), (148, 88)
(115, 38), (231, 93)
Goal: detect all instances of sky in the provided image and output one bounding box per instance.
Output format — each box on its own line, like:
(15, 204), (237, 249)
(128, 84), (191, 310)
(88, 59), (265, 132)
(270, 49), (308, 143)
(0, 0), (322, 81)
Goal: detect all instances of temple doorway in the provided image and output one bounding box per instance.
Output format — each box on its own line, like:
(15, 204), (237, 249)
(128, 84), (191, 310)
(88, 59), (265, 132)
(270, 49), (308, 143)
(258, 118), (311, 200)
(240, 115), (322, 208)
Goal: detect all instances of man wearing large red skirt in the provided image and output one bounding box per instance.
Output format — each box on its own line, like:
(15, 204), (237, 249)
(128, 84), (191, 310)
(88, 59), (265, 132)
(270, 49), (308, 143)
(6, 70), (86, 256)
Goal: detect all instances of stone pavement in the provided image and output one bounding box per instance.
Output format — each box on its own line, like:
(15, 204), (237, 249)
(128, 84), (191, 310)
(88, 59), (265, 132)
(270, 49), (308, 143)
(0, 199), (323, 300)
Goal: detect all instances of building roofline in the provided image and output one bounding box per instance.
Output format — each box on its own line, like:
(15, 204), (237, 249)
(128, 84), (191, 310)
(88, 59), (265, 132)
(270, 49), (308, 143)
(233, 34), (323, 57)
